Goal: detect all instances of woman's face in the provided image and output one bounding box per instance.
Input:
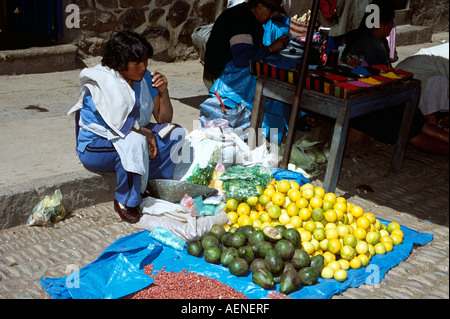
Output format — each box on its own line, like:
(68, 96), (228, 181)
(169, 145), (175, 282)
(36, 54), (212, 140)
(120, 59), (148, 85)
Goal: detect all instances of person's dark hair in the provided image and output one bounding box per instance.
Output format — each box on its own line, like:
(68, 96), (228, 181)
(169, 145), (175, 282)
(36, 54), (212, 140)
(247, 0), (260, 8)
(359, 0), (395, 30)
(101, 30), (153, 72)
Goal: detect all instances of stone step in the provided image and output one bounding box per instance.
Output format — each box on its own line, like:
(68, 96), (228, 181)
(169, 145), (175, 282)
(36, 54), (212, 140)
(395, 24), (433, 46)
(0, 44), (81, 76)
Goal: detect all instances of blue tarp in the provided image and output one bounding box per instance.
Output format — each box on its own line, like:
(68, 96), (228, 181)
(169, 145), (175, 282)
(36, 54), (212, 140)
(41, 169), (433, 299)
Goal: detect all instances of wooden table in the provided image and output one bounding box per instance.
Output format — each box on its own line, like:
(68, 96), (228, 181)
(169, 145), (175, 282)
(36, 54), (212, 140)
(250, 76), (421, 193)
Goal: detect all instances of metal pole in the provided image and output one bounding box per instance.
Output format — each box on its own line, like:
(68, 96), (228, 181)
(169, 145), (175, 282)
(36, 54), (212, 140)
(280, 0), (321, 169)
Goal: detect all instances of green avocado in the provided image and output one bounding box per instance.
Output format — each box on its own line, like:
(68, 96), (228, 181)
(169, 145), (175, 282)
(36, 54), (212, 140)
(186, 240), (203, 257)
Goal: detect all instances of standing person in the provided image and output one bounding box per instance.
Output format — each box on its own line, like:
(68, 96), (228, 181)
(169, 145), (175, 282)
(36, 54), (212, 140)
(68, 31), (185, 223)
(203, 0), (290, 90)
(345, 0), (448, 154)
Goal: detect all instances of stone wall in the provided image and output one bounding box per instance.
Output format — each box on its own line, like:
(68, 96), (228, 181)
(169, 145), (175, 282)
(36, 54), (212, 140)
(62, 0), (448, 62)
(62, 0), (227, 61)
(410, 0), (449, 33)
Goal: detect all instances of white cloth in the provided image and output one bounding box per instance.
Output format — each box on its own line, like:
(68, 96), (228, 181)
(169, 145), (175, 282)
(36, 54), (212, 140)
(396, 43), (449, 115)
(68, 64), (136, 138)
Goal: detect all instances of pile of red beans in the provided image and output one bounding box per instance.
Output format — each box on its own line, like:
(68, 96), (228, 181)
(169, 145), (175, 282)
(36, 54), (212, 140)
(125, 264), (248, 299)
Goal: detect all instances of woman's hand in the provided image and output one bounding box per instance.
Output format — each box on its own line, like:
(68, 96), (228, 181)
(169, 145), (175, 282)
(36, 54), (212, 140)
(151, 71), (173, 123)
(151, 71), (169, 94)
(135, 127), (158, 160)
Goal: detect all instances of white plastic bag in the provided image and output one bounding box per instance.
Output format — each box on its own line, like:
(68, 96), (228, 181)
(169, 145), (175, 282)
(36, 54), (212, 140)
(136, 196), (229, 242)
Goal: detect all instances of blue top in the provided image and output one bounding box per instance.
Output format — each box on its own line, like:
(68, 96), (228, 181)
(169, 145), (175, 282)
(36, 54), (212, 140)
(77, 70), (159, 153)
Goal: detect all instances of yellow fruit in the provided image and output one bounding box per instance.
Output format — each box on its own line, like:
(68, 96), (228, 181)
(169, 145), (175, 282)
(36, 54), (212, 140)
(278, 211), (291, 225)
(254, 203), (265, 212)
(358, 254), (370, 267)
(366, 231), (381, 246)
(226, 199), (239, 212)
(238, 215), (252, 227)
(276, 179), (291, 193)
(324, 209), (338, 223)
(259, 212), (272, 223)
(252, 219), (263, 229)
(320, 239), (329, 252)
(323, 251), (336, 263)
(312, 227), (326, 241)
(301, 188), (315, 200)
(354, 227), (367, 240)
(250, 210), (260, 221)
(272, 192), (285, 206)
(302, 241), (315, 255)
(263, 187), (275, 197)
(300, 230), (312, 242)
(334, 269), (348, 282)
(323, 192), (337, 204)
(290, 216), (302, 228)
(340, 245), (356, 261)
(311, 208), (325, 222)
(380, 236), (393, 245)
(288, 189), (302, 203)
(391, 229), (404, 239)
(321, 266), (335, 279)
(349, 256), (362, 269)
(315, 221), (325, 229)
(290, 180), (300, 190)
(237, 203), (251, 216)
(343, 234), (357, 248)
(300, 183), (314, 192)
(350, 205), (364, 218)
(363, 212), (376, 224)
(261, 221), (272, 230)
(326, 228), (339, 240)
(310, 238), (320, 251)
(333, 202), (347, 215)
(247, 196), (259, 207)
(356, 216), (371, 230)
(379, 229), (390, 238)
(296, 198), (309, 209)
(374, 242), (386, 255)
(267, 205), (282, 219)
(334, 208), (345, 221)
(388, 222), (401, 234)
(304, 220), (317, 233)
(327, 260), (342, 272)
(286, 202), (300, 217)
(338, 259), (350, 271)
(346, 212), (354, 224)
(298, 207), (312, 221)
(337, 224), (350, 238)
(384, 242), (393, 252)
(336, 196), (346, 203)
(322, 200), (334, 212)
(258, 194), (271, 206)
(355, 240), (369, 255)
(227, 211), (238, 224)
(314, 186), (326, 198)
(391, 234), (403, 246)
(327, 238), (341, 254)
(309, 196), (323, 209)
(324, 222), (337, 230)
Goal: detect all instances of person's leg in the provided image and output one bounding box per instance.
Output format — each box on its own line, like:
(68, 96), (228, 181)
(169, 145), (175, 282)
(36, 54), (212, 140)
(408, 132), (449, 154)
(77, 138), (143, 208)
(146, 123), (186, 180)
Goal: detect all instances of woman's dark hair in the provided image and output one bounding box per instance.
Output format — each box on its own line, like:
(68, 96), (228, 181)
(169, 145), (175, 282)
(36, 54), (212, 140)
(101, 30), (153, 71)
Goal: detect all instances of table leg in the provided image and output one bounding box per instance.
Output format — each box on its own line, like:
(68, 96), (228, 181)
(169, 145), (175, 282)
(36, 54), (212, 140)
(249, 79), (266, 149)
(323, 106), (352, 193)
(390, 87), (419, 172)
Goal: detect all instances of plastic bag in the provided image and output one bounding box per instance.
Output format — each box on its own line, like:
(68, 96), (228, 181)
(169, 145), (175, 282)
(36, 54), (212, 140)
(149, 226), (186, 251)
(137, 196), (229, 242)
(219, 165), (273, 201)
(27, 189), (67, 226)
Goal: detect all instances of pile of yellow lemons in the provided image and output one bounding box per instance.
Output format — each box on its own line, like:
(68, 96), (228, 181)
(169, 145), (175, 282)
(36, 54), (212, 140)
(224, 179), (405, 283)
